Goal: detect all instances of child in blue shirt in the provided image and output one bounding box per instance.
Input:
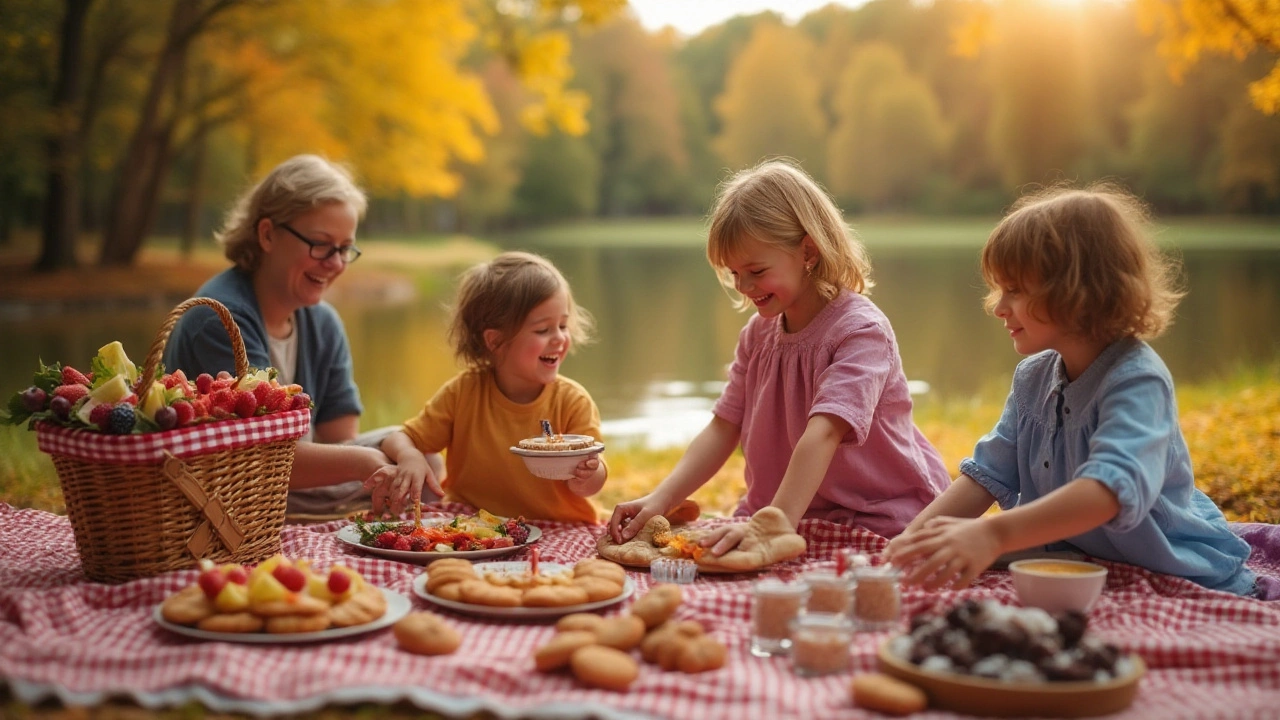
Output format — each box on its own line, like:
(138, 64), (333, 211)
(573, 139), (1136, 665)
(885, 184), (1255, 596)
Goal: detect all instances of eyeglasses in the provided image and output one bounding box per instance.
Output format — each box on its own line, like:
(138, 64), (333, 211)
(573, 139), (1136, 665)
(277, 222), (362, 263)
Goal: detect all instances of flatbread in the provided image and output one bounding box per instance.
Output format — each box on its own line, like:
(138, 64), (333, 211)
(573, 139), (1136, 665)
(598, 506), (806, 573)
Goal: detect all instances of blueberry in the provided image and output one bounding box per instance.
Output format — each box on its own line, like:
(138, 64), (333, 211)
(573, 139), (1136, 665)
(106, 404), (136, 435)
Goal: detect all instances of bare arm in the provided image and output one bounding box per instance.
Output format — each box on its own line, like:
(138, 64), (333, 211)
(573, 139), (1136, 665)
(607, 415), (740, 542)
(313, 414), (359, 444)
(899, 474), (995, 536)
(888, 478), (1120, 589)
(768, 413), (849, 530)
(288, 441), (388, 490)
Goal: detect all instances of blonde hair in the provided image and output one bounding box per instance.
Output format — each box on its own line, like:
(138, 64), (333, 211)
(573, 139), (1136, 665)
(217, 155), (367, 272)
(706, 158), (872, 308)
(448, 251), (595, 369)
(981, 182), (1184, 342)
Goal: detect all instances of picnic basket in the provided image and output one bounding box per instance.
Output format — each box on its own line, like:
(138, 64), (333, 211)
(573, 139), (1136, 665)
(35, 297), (310, 583)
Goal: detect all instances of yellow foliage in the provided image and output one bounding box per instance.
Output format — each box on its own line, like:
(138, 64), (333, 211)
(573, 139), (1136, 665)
(950, 6), (993, 59)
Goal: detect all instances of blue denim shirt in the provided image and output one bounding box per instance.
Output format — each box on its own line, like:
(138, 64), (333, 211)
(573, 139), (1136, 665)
(959, 338), (1254, 596)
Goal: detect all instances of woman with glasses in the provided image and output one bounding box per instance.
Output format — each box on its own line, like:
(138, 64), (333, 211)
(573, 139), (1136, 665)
(164, 154), (439, 518)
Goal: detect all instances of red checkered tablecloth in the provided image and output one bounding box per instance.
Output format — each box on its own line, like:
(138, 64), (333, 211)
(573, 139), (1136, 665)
(2, 501), (1278, 719)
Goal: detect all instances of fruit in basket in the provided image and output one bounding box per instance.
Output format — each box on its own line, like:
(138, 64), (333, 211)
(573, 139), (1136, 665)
(75, 374), (133, 424)
(20, 387), (46, 412)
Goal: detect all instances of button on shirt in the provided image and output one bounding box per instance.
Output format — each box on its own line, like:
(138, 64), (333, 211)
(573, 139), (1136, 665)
(959, 338), (1254, 595)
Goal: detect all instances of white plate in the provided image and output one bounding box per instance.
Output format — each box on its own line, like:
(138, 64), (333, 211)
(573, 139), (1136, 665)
(508, 441), (606, 458)
(335, 521), (541, 564)
(153, 588), (410, 644)
(413, 561), (634, 619)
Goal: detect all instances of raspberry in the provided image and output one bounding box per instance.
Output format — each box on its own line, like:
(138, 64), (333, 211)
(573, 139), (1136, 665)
(392, 536), (412, 551)
(89, 403), (115, 430)
(61, 366), (90, 386)
(211, 378), (235, 392)
(408, 536), (429, 552)
(503, 518), (530, 545)
(53, 384), (89, 403)
(290, 393), (312, 411)
(106, 404), (135, 434)
(163, 370), (188, 390)
(263, 387), (289, 412)
(195, 373), (214, 394)
(234, 390), (258, 418)
(209, 389), (238, 418)
(374, 531), (399, 549)
(253, 382), (272, 404)
(171, 400), (195, 426)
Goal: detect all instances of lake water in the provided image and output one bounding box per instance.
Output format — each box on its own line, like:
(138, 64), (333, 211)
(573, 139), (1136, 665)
(3, 242), (1278, 448)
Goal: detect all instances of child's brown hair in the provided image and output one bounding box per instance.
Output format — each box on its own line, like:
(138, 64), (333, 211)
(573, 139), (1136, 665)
(448, 251), (594, 368)
(981, 183), (1184, 342)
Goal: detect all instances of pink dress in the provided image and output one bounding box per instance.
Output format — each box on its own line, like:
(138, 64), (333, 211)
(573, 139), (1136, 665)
(713, 290), (950, 538)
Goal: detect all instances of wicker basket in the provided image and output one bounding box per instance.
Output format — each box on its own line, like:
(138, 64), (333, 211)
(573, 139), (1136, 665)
(35, 298), (310, 583)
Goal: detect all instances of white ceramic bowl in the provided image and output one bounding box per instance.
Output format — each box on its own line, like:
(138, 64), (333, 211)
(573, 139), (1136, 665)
(509, 437), (605, 480)
(1009, 559), (1107, 614)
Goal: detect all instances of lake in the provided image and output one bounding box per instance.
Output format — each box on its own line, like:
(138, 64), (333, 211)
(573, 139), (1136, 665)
(3, 230), (1278, 448)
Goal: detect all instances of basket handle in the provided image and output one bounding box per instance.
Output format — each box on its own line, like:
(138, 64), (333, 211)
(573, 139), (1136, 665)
(135, 297), (250, 403)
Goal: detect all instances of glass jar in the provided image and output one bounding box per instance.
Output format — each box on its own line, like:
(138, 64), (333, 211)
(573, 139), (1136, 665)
(650, 557), (698, 584)
(790, 612), (855, 677)
(750, 578), (809, 657)
(801, 570), (853, 616)
(852, 564), (902, 631)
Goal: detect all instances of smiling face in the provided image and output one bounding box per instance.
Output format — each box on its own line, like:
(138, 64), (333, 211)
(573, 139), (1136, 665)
(488, 289), (572, 403)
(257, 201), (359, 315)
(991, 279), (1064, 357)
(722, 236), (823, 332)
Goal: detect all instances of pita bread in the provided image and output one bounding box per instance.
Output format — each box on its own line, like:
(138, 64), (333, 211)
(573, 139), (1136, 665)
(598, 506), (806, 572)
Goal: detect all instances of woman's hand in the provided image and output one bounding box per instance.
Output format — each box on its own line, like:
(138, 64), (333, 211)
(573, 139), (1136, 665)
(363, 454), (440, 518)
(607, 493), (671, 544)
(698, 521), (750, 557)
(885, 516), (1003, 590)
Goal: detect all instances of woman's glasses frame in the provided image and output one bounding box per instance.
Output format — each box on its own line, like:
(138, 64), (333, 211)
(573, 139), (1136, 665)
(277, 222), (362, 263)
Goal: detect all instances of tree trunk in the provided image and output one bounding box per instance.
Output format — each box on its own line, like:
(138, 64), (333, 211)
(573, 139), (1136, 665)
(181, 122), (208, 258)
(36, 0), (94, 272)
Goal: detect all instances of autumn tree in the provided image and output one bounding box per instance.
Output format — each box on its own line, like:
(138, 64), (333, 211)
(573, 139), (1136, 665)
(714, 23), (827, 178)
(828, 43), (951, 210)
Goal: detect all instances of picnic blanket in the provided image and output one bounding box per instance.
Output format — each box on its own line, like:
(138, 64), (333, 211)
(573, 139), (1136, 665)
(2, 500), (1279, 719)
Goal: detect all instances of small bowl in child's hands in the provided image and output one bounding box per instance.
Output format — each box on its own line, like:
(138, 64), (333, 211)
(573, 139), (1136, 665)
(509, 434), (605, 480)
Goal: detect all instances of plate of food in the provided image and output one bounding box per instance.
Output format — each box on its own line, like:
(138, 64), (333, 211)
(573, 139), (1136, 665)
(596, 506), (806, 574)
(412, 559), (634, 619)
(154, 556), (410, 644)
(875, 599), (1145, 717)
(336, 510), (541, 563)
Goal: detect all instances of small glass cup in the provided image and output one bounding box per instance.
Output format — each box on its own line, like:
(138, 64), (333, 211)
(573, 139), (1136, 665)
(790, 612), (855, 677)
(650, 557), (698, 584)
(852, 564), (902, 631)
(801, 570), (853, 616)
(751, 578), (809, 657)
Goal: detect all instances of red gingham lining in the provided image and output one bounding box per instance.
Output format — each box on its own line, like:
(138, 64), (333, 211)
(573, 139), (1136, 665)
(34, 408), (311, 464)
(1, 501), (1277, 719)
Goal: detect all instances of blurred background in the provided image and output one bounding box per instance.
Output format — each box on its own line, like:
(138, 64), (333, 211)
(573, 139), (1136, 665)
(1, 1), (1277, 513)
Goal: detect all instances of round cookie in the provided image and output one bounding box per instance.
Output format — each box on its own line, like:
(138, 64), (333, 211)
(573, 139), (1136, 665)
(570, 645), (640, 690)
(572, 576), (624, 602)
(197, 611), (265, 634)
(265, 613), (332, 634)
(161, 585), (217, 626)
(457, 579), (523, 607)
(330, 585), (388, 627)
(534, 631), (599, 672)
(394, 612), (461, 656)
(252, 594), (330, 617)
(523, 585), (590, 608)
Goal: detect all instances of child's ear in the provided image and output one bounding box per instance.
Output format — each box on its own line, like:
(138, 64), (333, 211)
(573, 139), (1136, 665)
(801, 234), (819, 265)
(483, 328), (504, 353)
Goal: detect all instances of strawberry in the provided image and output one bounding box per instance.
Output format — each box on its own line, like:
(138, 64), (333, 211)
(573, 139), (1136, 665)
(234, 390), (258, 418)
(195, 373), (214, 395)
(171, 400), (195, 427)
(263, 387), (289, 413)
(89, 402), (115, 430)
(253, 382), (273, 404)
(290, 393), (312, 411)
(162, 369), (188, 389)
(53, 384), (89, 404)
(61, 366), (91, 386)
(211, 378), (235, 392)
(189, 397), (210, 420)
(209, 389), (238, 418)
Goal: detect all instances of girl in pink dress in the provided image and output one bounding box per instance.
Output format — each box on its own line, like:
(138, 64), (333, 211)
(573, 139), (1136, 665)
(608, 159), (950, 554)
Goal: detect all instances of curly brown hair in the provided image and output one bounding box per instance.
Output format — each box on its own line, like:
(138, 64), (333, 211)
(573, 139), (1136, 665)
(981, 182), (1185, 342)
(447, 251), (595, 369)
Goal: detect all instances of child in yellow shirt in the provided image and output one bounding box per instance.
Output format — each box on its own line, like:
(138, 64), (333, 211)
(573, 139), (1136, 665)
(368, 251), (607, 523)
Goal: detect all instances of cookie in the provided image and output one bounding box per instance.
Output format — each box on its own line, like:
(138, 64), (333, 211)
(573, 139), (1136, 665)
(851, 673), (928, 716)
(457, 579), (523, 607)
(574, 559), (627, 584)
(252, 594), (330, 617)
(523, 585), (590, 608)
(330, 586), (388, 627)
(394, 612), (461, 656)
(630, 583), (682, 629)
(572, 576), (625, 602)
(556, 613), (607, 634)
(676, 635), (726, 674)
(534, 631), (599, 672)
(595, 614), (647, 651)
(265, 613), (332, 634)
(570, 645), (640, 690)
(161, 585), (217, 626)
(425, 567), (477, 594)
(197, 611), (264, 633)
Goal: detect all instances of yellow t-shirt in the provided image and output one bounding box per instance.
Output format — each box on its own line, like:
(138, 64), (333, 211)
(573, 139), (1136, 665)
(401, 369), (604, 524)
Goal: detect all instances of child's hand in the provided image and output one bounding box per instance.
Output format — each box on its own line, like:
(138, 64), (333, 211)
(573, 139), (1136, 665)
(699, 521), (750, 557)
(886, 516), (1003, 590)
(571, 453), (600, 481)
(607, 494), (669, 544)
(363, 456), (441, 518)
